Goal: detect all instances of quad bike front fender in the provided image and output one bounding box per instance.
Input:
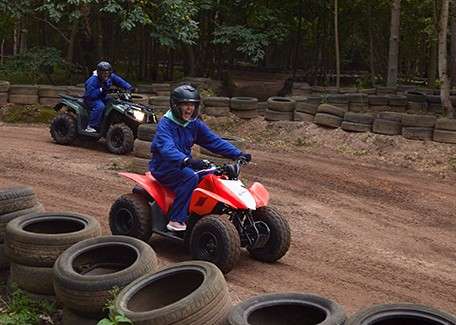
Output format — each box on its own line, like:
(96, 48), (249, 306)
(190, 188), (237, 215)
(119, 172), (174, 214)
(248, 182), (269, 208)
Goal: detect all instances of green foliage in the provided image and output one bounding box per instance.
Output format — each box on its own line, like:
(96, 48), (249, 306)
(0, 284), (56, 325)
(97, 287), (132, 325)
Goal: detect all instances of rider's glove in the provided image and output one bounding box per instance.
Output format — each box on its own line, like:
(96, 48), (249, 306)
(238, 152), (252, 162)
(183, 158), (210, 170)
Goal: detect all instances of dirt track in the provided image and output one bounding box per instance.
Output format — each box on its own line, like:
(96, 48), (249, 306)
(0, 123), (455, 316)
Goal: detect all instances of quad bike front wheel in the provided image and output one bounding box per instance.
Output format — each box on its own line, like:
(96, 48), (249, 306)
(109, 193), (152, 241)
(50, 112), (77, 145)
(247, 207), (291, 262)
(190, 215), (240, 274)
(106, 123), (134, 154)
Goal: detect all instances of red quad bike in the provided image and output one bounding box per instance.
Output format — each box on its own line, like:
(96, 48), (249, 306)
(109, 160), (291, 274)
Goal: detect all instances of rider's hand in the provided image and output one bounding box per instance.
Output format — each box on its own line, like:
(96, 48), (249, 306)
(183, 158), (210, 170)
(238, 152), (251, 162)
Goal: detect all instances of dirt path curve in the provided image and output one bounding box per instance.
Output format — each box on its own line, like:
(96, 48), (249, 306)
(0, 124), (455, 316)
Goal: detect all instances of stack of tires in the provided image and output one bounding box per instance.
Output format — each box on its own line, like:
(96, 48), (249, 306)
(341, 112), (374, 133)
(203, 97), (231, 117)
(149, 96), (170, 115)
(359, 88), (377, 95)
(136, 84), (155, 95)
(265, 97), (295, 121)
(39, 85), (68, 107)
(293, 96), (320, 122)
(433, 118), (456, 144)
(66, 86), (85, 97)
(130, 93), (150, 105)
(387, 95), (408, 113)
(257, 101), (268, 116)
(401, 114), (436, 141)
(54, 235), (158, 324)
(230, 97), (258, 119)
(130, 123), (156, 174)
(152, 83), (171, 96)
(406, 91), (428, 114)
(291, 82), (312, 96)
(8, 85), (39, 105)
(376, 86), (397, 95)
(326, 95), (349, 111)
(5, 212), (101, 300)
(0, 187), (44, 276)
(347, 93), (368, 113)
(314, 103), (344, 128)
(372, 112), (403, 136)
(115, 261), (231, 325)
(367, 95), (389, 113)
(0, 81), (9, 105)
(426, 95), (444, 115)
(199, 136), (245, 164)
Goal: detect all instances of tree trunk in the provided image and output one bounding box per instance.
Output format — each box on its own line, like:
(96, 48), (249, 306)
(66, 21), (78, 63)
(368, 2), (376, 84)
(0, 39), (4, 64)
(439, 0), (454, 118)
(450, 0), (456, 87)
(293, 0), (304, 79)
(387, 0), (401, 87)
(334, 0), (340, 89)
(428, 0), (438, 87)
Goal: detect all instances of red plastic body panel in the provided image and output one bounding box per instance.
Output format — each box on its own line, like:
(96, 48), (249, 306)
(195, 174), (248, 210)
(190, 188), (237, 215)
(119, 172), (175, 214)
(248, 182), (269, 208)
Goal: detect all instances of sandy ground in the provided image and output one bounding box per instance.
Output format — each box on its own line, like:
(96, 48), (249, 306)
(0, 122), (455, 317)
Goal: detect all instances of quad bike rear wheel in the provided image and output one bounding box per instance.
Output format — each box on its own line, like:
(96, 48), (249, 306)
(109, 193), (152, 241)
(190, 215), (240, 274)
(247, 207), (291, 262)
(50, 112), (77, 144)
(106, 123), (134, 154)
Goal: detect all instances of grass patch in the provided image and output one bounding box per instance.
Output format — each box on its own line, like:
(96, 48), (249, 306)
(1, 105), (57, 124)
(0, 283), (56, 325)
(448, 156), (456, 171)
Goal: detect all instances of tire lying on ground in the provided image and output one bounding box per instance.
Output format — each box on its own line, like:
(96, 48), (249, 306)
(204, 97), (230, 107)
(401, 114), (436, 128)
(264, 109), (293, 121)
(433, 129), (456, 144)
(54, 235), (158, 318)
(0, 186), (38, 216)
(8, 94), (39, 105)
(294, 111), (315, 122)
(0, 202), (44, 243)
(314, 113), (343, 128)
(435, 118), (456, 131)
(341, 121), (371, 132)
(137, 123), (157, 141)
(130, 157), (150, 174)
(10, 262), (55, 295)
(115, 261), (231, 325)
(347, 304), (456, 325)
(372, 119), (401, 135)
(267, 97), (295, 112)
(5, 212), (101, 267)
(133, 139), (152, 159)
(204, 106), (231, 117)
(402, 127), (433, 141)
(227, 292), (346, 325)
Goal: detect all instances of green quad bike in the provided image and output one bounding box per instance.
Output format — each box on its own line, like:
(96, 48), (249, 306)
(50, 90), (157, 154)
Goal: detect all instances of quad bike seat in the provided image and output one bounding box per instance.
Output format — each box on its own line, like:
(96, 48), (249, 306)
(61, 95), (90, 110)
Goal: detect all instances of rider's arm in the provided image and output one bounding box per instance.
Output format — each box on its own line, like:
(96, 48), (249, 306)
(84, 76), (103, 101)
(194, 120), (242, 159)
(111, 73), (134, 92)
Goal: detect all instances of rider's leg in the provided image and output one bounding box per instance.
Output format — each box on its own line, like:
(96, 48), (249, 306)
(88, 99), (105, 129)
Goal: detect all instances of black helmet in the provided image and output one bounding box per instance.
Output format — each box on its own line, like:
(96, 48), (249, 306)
(96, 61), (112, 77)
(170, 84), (201, 122)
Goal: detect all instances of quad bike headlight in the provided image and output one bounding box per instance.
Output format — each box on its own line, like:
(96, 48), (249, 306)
(132, 109), (145, 122)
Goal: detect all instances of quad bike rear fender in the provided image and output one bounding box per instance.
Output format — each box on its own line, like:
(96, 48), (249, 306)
(248, 182), (269, 208)
(119, 172), (174, 214)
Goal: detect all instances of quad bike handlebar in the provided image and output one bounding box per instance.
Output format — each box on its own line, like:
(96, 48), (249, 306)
(197, 158), (249, 180)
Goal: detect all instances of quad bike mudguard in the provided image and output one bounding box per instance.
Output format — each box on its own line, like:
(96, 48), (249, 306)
(248, 182), (269, 208)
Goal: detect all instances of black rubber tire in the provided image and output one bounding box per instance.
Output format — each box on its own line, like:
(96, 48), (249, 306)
(349, 103), (368, 113)
(54, 235), (158, 317)
(204, 106), (231, 117)
(247, 207), (291, 263)
(326, 94), (348, 104)
(407, 101), (428, 113)
(264, 109), (293, 121)
(433, 129), (456, 144)
(0, 186), (37, 216)
(294, 111), (315, 122)
(317, 104), (346, 117)
(190, 215), (240, 274)
(435, 118), (456, 131)
(341, 121), (371, 132)
(406, 91), (427, 103)
(130, 157), (150, 174)
(230, 97), (258, 110)
(401, 114), (436, 128)
(63, 308), (100, 325)
(348, 93), (368, 104)
(106, 123), (135, 154)
(0, 203), (44, 243)
(372, 119), (401, 135)
(296, 102), (318, 114)
(344, 112), (374, 124)
(8, 94), (39, 104)
(137, 123), (157, 141)
(267, 97), (296, 112)
(402, 127), (433, 141)
(368, 96), (388, 106)
(9, 84), (38, 95)
(0, 243), (9, 270)
(204, 97), (230, 107)
(109, 193), (152, 242)
(314, 113), (343, 128)
(5, 212), (101, 267)
(231, 109), (258, 119)
(227, 292), (346, 325)
(347, 303), (456, 325)
(10, 262), (54, 295)
(133, 139), (152, 159)
(50, 112), (78, 145)
(115, 261), (230, 325)
(131, 93), (150, 105)
(376, 86), (397, 95)
(387, 95), (407, 106)
(376, 111), (403, 122)
(38, 85), (67, 97)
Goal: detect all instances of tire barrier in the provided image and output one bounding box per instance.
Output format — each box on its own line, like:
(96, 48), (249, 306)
(227, 292), (346, 325)
(133, 139), (152, 159)
(341, 112), (374, 133)
(115, 261), (231, 325)
(54, 235), (158, 319)
(347, 304), (456, 325)
(0, 80), (10, 92)
(131, 93), (150, 105)
(203, 97), (231, 117)
(433, 118), (456, 144)
(5, 212), (100, 297)
(372, 118), (402, 135)
(265, 97), (295, 121)
(130, 123), (156, 173)
(231, 97), (258, 119)
(149, 96), (170, 115)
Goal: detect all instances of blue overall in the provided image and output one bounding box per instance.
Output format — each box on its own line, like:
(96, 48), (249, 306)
(83, 73), (133, 129)
(149, 113), (242, 223)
